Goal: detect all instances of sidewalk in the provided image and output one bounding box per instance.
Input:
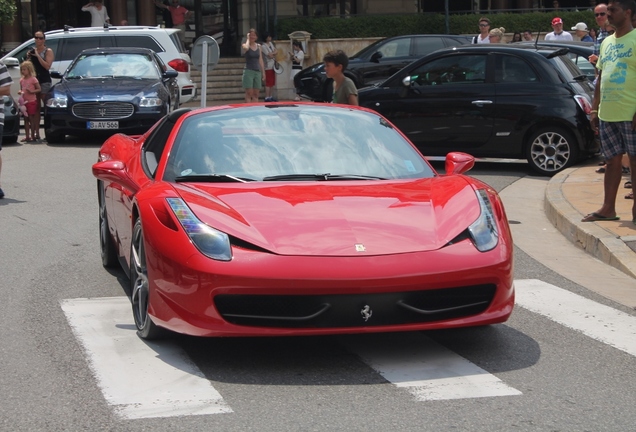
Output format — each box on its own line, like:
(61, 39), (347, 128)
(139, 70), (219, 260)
(545, 160), (636, 279)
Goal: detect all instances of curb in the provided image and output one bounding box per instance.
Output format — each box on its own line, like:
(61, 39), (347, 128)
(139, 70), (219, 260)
(545, 167), (636, 279)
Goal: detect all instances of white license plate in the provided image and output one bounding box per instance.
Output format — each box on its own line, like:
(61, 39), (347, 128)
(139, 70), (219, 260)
(87, 121), (119, 130)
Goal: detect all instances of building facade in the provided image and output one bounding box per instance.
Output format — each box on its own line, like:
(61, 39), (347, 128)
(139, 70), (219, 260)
(2, 0), (598, 54)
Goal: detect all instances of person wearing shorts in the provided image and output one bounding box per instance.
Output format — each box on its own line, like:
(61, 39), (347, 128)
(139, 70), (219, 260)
(241, 28), (265, 103)
(261, 32), (278, 101)
(0, 61), (13, 198)
(584, 0), (636, 224)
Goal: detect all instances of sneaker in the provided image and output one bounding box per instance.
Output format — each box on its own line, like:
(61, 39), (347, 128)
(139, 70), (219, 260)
(0, 187), (4, 199)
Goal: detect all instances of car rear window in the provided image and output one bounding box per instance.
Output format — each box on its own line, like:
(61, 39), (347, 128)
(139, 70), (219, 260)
(59, 37), (114, 61)
(548, 55), (585, 82)
(413, 37), (445, 57)
(115, 36), (165, 53)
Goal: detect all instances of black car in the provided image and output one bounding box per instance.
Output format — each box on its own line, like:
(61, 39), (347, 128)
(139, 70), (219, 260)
(358, 44), (598, 176)
(44, 47), (179, 143)
(294, 34), (471, 102)
(2, 95), (19, 144)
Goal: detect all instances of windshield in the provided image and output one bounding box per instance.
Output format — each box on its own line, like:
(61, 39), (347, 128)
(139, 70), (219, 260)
(66, 52), (160, 79)
(164, 105), (435, 182)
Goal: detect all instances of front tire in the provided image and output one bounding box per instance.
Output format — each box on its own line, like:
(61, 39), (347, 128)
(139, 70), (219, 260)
(98, 181), (118, 268)
(130, 218), (165, 340)
(45, 129), (65, 144)
(526, 126), (578, 176)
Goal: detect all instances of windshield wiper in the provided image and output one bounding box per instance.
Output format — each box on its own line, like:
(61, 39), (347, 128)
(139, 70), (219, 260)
(262, 173), (386, 181)
(175, 174), (255, 183)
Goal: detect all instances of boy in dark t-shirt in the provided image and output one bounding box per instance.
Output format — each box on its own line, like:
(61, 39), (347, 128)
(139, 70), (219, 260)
(323, 50), (358, 106)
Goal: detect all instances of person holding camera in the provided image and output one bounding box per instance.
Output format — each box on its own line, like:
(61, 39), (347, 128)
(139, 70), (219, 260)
(27, 31), (54, 142)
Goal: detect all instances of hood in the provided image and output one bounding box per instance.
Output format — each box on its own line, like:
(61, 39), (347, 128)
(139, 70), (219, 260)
(55, 79), (162, 101)
(174, 177), (481, 257)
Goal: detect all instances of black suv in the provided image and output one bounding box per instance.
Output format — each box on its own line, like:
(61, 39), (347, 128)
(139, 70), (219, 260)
(358, 44), (598, 176)
(294, 34), (470, 102)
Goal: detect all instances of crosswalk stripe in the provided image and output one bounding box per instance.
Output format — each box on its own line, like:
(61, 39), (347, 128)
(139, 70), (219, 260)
(340, 333), (523, 401)
(61, 297), (233, 419)
(515, 279), (636, 357)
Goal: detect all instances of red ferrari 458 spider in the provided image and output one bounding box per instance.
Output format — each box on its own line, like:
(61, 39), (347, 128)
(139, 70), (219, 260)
(93, 103), (514, 340)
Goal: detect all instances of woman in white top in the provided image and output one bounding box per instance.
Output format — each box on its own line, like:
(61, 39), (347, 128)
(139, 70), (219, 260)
(289, 40), (304, 101)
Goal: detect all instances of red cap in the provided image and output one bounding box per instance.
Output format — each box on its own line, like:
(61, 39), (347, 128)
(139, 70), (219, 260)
(552, 17), (563, 25)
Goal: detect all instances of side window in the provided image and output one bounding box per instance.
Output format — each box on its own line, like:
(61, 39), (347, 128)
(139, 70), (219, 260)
(409, 55), (487, 86)
(569, 53), (595, 79)
(496, 55), (538, 83)
(115, 36), (165, 53)
(413, 37), (445, 57)
(60, 37), (114, 61)
(377, 38), (411, 59)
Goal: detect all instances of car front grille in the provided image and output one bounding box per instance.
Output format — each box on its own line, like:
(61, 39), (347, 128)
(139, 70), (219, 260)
(72, 102), (134, 120)
(214, 284), (496, 329)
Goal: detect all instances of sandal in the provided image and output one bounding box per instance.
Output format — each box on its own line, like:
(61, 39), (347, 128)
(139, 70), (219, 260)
(20, 137), (32, 142)
(596, 166), (606, 173)
(625, 181), (632, 189)
(626, 192), (634, 200)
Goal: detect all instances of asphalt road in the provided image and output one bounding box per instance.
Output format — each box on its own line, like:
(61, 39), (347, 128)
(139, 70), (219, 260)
(1, 139), (635, 431)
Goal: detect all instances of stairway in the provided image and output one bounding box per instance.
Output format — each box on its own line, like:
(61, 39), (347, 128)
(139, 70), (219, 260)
(189, 57), (246, 103)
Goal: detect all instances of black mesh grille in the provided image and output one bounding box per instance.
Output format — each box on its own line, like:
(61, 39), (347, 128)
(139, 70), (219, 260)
(214, 285), (497, 328)
(72, 102), (134, 119)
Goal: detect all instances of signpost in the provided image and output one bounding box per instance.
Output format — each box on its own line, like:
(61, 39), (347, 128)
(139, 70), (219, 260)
(191, 35), (220, 108)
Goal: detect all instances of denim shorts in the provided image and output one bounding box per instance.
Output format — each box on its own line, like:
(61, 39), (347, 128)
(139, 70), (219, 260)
(599, 120), (636, 159)
(242, 69), (262, 90)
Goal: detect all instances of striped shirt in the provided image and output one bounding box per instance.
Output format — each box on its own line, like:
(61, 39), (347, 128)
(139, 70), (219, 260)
(0, 62), (13, 125)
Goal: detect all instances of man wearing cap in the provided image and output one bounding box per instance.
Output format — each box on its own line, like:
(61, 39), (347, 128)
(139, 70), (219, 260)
(545, 17), (574, 40)
(572, 22), (594, 41)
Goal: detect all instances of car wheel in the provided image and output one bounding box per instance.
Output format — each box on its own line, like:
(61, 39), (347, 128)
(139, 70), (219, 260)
(4, 135), (18, 144)
(98, 181), (118, 268)
(130, 218), (165, 340)
(45, 130), (65, 144)
(526, 127), (579, 176)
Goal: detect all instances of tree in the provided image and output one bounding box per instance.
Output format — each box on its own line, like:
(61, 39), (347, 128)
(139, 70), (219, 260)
(0, 0), (16, 25)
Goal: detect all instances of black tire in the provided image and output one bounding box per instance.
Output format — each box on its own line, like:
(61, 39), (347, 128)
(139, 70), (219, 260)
(4, 135), (18, 144)
(98, 181), (118, 268)
(45, 129), (65, 144)
(130, 218), (165, 340)
(525, 126), (579, 176)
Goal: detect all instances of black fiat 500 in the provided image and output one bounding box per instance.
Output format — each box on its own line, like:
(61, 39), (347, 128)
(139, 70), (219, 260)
(358, 44), (598, 176)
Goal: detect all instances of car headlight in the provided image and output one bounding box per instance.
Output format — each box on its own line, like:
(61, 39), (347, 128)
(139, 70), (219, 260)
(140, 97), (163, 107)
(46, 96), (67, 108)
(167, 198), (232, 261)
(467, 189), (499, 252)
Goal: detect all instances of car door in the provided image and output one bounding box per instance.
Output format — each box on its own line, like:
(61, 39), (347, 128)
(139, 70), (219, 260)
(363, 52), (495, 156)
(356, 36), (416, 87)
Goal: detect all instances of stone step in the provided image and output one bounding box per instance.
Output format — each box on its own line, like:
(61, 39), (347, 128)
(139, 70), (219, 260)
(190, 58), (247, 102)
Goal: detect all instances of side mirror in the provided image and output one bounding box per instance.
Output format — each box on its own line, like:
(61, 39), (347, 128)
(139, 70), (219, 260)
(3, 57), (19, 67)
(402, 76), (411, 87)
(370, 51), (383, 63)
(50, 71), (62, 79)
(92, 160), (139, 194)
(445, 152), (475, 175)
(163, 70), (178, 79)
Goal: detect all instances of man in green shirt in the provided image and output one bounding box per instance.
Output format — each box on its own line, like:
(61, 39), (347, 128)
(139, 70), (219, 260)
(323, 50), (358, 106)
(584, 0), (636, 224)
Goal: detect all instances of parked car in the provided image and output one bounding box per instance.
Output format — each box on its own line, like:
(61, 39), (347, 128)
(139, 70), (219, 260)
(2, 95), (19, 144)
(0, 25), (196, 105)
(294, 34), (471, 102)
(92, 103), (514, 339)
(44, 47), (179, 143)
(358, 44), (598, 176)
(520, 41), (596, 82)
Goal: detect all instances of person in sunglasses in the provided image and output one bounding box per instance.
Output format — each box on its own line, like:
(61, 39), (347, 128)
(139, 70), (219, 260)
(589, 4), (613, 68)
(26, 31), (53, 142)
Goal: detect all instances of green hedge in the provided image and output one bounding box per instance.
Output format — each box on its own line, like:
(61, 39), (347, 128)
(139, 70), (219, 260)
(276, 10), (596, 39)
